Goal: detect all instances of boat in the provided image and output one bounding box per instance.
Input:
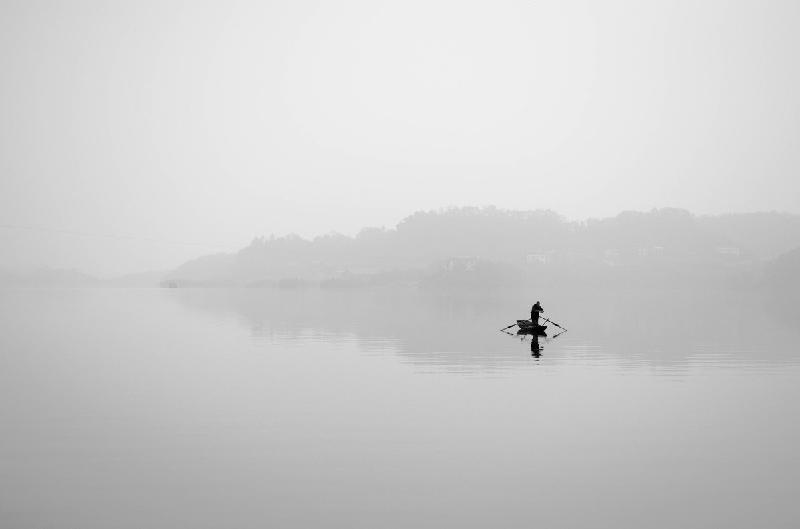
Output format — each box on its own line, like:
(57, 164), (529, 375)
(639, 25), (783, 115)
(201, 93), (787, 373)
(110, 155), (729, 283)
(517, 329), (547, 338)
(516, 320), (547, 333)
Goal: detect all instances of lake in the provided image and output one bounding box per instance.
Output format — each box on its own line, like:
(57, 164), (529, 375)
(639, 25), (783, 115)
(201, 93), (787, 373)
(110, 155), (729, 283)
(1, 286), (799, 528)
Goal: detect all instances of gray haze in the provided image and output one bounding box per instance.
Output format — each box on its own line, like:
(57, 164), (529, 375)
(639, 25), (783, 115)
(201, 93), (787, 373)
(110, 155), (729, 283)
(2, 1), (800, 275)
(5, 4), (800, 527)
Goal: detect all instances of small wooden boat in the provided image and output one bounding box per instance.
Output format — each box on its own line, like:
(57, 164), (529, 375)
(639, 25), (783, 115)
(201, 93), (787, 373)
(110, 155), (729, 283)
(516, 320), (547, 333)
(517, 328), (547, 337)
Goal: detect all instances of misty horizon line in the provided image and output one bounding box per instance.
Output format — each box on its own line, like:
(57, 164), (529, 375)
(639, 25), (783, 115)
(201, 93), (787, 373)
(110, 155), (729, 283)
(0, 205), (800, 281)
(243, 205), (800, 242)
(5, 205), (798, 253)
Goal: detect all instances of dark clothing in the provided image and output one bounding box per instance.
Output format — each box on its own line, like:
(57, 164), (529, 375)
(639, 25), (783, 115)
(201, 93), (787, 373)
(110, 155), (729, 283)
(531, 302), (543, 324)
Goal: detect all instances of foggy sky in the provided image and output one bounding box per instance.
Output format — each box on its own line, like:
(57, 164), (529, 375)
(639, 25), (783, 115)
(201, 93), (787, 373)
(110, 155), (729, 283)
(1, 0), (799, 275)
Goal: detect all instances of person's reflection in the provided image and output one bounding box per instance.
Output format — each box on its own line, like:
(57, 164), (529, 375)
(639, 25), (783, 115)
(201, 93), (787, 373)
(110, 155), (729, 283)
(530, 332), (543, 358)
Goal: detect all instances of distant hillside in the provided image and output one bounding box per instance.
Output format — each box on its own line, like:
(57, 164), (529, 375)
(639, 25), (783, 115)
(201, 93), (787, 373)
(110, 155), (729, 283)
(166, 253), (235, 283)
(0, 268), (168, 288)
(104, 270), (168, 287)
(0, 267), (99, 287)
(698, 212), (800, 261)
(762, 246), (800, 325)
(166, 208), (800, 287)
(764, 246), (800, 294)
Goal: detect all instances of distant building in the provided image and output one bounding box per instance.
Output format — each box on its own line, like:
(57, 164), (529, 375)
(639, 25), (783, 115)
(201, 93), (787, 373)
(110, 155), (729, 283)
(638, 245), (665, 258)
(603, 249), (620, 265)
(715, 247), (741, 256)
(443, 256), (479, 272)
(526, 253), (549, 265)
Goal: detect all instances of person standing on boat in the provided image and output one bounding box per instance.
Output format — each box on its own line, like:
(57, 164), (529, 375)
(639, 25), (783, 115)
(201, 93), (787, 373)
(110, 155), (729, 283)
(531, 301), (544, 325)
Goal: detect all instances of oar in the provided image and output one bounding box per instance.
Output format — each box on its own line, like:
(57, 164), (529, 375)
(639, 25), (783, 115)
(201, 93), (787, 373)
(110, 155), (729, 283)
(540, 316), (567, 331)
(500, 322), (518, 331)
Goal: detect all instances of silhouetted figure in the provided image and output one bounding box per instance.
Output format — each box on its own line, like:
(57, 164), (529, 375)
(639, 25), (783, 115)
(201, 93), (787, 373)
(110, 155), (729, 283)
(531, 301), (544, 325)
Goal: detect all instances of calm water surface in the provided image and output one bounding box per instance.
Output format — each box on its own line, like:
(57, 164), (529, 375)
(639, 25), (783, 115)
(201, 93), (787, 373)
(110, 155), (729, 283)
(1, 287), (799, 528)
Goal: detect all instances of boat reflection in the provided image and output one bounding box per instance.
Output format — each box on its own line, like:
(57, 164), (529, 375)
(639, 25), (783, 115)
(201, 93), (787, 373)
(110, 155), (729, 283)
(505, 327), (571, 360)
(166, 287), (800, 372)
(514, 328), (546, 358)
(530, 332), (543, 358)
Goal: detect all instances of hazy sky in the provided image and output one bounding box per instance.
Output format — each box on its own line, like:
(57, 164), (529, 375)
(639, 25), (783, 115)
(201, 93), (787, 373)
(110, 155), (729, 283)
(1, 0), (799, 275)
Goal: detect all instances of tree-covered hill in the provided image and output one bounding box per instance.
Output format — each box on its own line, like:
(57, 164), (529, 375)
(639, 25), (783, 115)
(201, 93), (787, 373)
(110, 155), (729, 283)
(166, 208), (800, 287)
